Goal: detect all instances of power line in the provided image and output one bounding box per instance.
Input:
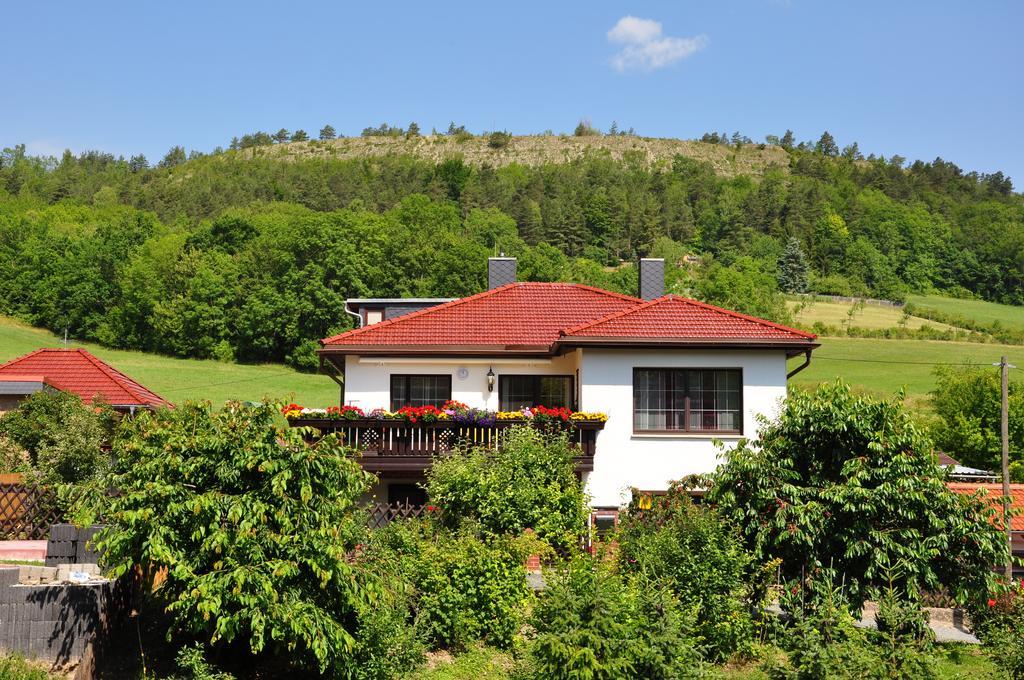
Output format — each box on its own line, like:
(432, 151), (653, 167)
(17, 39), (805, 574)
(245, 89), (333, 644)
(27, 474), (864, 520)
(808, 356), (994, 366)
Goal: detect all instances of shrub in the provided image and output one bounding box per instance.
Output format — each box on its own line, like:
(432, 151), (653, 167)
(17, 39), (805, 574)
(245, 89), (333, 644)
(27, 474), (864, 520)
(709, 381), (1006, 612)
(0, 390), (115, 506)
(93, 401), (392, 677)
(618, 481), (761, 661)
(487, 131), (512, 149)
(426, 426), (588, 553)
(972, 582), (1024, 679)
(365, 519), (530, 651)
(528, 556), (703, 679)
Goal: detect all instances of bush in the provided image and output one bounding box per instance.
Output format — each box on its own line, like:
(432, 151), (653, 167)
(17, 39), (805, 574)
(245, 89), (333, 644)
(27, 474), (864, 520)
(528, 556), (703, 679)
(93, 401), (392, 677)
(0, 390), (115, 487)
(709, 381), (1006, 611)
(618, 481), (761, 661)
(487, 131), (512, 149)
(972, 582), (1024, 679)
(426, 426), (588, 553)
(365, 519), (531, 651)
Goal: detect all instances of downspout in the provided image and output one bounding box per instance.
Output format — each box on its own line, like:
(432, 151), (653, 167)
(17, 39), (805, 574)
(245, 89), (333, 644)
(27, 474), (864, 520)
(344, 303), (363, 329)
(786, 349), (813, 379)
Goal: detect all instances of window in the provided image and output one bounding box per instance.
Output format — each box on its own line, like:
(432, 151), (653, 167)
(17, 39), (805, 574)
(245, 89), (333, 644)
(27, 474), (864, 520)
(633, 368), (741, 433)
(499, 375), (574, 411)
(390, 374), (452, 411)
(364, 308), (384, 325)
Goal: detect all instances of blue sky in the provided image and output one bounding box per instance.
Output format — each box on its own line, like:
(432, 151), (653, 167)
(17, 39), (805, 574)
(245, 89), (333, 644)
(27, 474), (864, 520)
(3, 1), (1022, 186)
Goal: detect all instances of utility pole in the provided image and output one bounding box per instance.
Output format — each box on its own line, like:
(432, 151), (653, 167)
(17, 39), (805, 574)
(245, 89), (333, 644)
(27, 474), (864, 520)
(998, 356), (1016, 580)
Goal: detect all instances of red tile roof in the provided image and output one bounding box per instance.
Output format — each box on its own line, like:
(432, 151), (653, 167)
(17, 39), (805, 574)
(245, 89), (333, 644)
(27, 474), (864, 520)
(0, 348), (169, 409)
(321, 283), (817, 354)
(561, 295), (816, 341)
(322, 283), (641, 349)
(948, 483), (1024, 531)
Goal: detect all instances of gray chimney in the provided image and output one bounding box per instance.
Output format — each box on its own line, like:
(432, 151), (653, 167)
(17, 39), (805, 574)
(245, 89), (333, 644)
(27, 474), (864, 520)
(488, 256), (517, 289)
(638, 258), (665, 300)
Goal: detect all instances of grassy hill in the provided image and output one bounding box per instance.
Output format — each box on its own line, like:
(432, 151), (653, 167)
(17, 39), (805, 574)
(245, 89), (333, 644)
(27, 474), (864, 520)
(786, 298), (961, 332)
(0, 316), (337, 406)
(243, 134), (791, 177)
(789, 337), (1024, 407)
(906, 294), (1024, 331)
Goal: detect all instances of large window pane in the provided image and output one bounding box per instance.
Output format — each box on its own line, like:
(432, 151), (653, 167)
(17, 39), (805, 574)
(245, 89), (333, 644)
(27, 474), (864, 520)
(390, 375), (451, 410)
(500, 375), (574, 411)
(634, 368), (741, 433)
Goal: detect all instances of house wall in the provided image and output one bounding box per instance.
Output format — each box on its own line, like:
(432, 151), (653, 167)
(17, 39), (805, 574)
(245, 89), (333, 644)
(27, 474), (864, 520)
(342, 353), (581, 411)
(578, 348), (788, 508)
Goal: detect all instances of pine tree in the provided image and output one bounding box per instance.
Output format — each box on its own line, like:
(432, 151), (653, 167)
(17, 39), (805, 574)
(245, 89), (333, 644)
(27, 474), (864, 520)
(815, 131), (839, 156)
(780, 130), (795, 149)
(274, 128), (290, 144)
(407, 122), (421, 137)
(291, 129), (309, 142)
(318, 125), (336, 140)
(128, 154), (149, 172)
(778, 237), (810, 293)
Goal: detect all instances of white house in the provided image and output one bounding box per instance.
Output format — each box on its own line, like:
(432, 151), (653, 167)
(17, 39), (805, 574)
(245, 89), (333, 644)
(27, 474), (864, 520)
(313, 258), (818, 510)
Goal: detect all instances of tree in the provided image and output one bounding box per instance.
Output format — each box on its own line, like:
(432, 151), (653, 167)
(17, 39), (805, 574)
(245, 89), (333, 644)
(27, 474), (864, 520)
(273, 128), (290, 144)
(695, 257), (791, 324)
(931, 366), (1022, 473)
(780, 129), (795, 149)
(94, 401), (381, 676)
(778, 236), (810, 293)
(609, 121), (619, 135)
(158, 145), (186, 168)
(318, 124), (336, 140)
(574, 119), (598, 137)
(708, 382), (1007, 610)
(290, 129), (309, 142)
(816, 131), (839, 156)
(127, 154), (149, 172)
(406, 121), (421, 137)
(0, 390), (114, 487)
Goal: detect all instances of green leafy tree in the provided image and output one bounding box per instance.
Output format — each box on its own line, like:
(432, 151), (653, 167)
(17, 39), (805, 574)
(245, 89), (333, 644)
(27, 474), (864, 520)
(931, 366), (1022, 473)
(406, 121), (421, 137)
(158, 145), (186, 168)
(273, 128), (289, 144)
(0, 390), (114, 486)
(93, 401), (383, 676)
(778, 236), (810, 293)
(290, 129), (309, 142)
(695, 257), (791, 324)
(318, 124), (336, 140)
(708, 381), (1007, 611)
(426, 426), (588, 553)
(780, 129), (795, 149)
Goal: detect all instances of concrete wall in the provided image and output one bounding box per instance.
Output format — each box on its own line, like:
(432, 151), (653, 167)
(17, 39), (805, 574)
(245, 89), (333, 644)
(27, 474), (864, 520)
(578, 348), (788, 507)
(343, 353), (581, 412)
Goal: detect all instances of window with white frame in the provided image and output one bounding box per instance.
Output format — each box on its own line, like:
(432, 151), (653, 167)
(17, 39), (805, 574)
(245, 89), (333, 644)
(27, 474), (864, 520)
(633, 368), (742, 433)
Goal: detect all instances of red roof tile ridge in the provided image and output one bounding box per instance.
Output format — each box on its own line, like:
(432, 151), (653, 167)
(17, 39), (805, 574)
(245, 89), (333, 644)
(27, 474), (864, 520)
(562, 294), (816, 340)
(559, 295), (667, 336)
(321, 282), (644, 345)
(73, 348), (169, 406)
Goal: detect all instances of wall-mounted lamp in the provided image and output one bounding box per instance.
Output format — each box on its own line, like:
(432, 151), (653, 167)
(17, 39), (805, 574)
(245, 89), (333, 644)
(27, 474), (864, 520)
(486, 367), (495, 392)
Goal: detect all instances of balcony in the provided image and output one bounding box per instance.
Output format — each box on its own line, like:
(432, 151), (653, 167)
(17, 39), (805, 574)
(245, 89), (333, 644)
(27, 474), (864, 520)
(287, 418), (605, 474)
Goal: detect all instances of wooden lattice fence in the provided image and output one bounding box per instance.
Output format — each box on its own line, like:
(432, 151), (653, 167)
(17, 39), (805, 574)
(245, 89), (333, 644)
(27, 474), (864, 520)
(365, 501), (438, 529)
(0, 476), (62, 540)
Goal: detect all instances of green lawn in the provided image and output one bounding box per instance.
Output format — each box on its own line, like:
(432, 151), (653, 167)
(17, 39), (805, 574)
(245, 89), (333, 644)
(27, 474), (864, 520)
(907, 294), (1024, 331)
(0, 316), (338, 406)
(790, 336), (1024, 402)
(787, 298), (959, 332)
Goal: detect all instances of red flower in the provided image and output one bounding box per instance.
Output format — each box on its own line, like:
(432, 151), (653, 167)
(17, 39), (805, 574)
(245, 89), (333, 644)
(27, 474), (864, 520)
(426, 505), (438, 512)
(989, 598), (997, 607)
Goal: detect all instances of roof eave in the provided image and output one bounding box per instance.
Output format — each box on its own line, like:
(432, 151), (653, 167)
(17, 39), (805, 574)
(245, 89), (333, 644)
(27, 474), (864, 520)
(318, 344), (554, 358)
(555, 336), (821, 355)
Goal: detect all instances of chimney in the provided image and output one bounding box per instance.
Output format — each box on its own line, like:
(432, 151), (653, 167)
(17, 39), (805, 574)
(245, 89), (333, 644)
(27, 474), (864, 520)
(638, 258), (665, 300)
(488, 256), (517, 289)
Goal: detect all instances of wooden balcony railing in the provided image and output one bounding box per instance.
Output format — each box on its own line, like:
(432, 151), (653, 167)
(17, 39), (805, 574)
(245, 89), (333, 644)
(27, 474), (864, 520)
(288, 418), (604, 473)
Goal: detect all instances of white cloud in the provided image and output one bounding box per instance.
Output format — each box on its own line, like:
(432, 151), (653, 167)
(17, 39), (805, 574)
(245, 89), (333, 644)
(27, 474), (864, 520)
(607, 16), (708, 72)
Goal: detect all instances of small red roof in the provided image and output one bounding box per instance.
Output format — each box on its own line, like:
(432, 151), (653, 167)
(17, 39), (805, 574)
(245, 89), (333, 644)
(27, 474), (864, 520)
(561, 295), (816, 342)
(0, 348), (169, 410)
(321, 283), (816, 354)
(322, 283), (641, 350)
(948, 483), (1024, 531)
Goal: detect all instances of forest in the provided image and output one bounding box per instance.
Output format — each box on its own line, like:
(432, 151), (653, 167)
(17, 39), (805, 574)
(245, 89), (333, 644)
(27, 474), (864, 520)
(0, 129), (1021, 368)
